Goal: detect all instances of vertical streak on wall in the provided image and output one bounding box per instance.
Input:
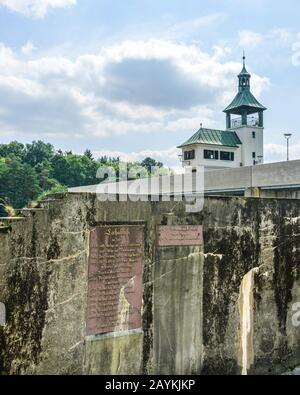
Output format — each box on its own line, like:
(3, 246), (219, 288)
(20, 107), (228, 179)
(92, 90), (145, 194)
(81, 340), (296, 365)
(114, 278), (135, 333)
(239, 268), (257, 375)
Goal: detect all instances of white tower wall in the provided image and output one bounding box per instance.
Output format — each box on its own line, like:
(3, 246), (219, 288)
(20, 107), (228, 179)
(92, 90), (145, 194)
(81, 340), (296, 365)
(229, 126), (264, 166)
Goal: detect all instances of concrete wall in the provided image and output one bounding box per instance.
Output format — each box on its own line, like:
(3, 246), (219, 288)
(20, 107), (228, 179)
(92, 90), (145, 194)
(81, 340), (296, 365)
(0, 194), (299, 375)
(204, 159), (300, 197)
(201, 197), (300, 374)
(69, 160), (300, 198)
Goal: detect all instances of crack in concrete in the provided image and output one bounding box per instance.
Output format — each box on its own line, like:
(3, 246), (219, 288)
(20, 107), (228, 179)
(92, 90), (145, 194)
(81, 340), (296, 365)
(47, 293), (81, 311)
(68, 340), (84, 352)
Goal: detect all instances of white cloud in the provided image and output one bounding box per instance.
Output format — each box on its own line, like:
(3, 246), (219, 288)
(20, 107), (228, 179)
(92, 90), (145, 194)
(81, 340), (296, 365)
(212, 45), (232, 61)
(268, 28), (294, 45)
(0, 0), (76, 18)
(0, 43), (17, 69)
(0, 39), (270, 142)
(239, 30), (263, 48)
(265, 142), (300, 163)
(238, 28), (300, 51)
(21, 41), (37, 55)
(164, 13), (226, 39)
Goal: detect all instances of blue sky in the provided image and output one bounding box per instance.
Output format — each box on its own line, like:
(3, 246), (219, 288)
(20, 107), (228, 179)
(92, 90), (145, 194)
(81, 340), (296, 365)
(0, 0), (300, 166)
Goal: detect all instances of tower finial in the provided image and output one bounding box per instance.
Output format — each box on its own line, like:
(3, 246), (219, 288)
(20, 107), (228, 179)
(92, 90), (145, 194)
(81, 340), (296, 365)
(243, 50), (246, 66)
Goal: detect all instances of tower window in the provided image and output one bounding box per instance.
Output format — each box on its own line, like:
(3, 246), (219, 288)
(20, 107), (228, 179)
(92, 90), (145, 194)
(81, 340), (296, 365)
(184, 150), (195, 161)
(252, 131), (256, 139)
(204, 150), (219, 160)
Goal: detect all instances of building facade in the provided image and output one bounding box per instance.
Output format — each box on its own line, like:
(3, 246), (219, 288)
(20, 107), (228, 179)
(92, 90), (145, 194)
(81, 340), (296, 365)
(179, 56), (267, 171)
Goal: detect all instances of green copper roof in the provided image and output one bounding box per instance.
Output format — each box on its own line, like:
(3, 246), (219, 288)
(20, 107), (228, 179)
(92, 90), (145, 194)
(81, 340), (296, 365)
(239, 54), (251, 77)
(224, 55), (267, 114)
(223, 89), (267, 114)
(178, 128), (242, 148)
(239, 65), (251, 77)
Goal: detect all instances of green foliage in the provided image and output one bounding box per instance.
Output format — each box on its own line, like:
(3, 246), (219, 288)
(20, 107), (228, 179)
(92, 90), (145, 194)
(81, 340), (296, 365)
(140, 157), (163, 173)
(51, 152), (99, 187)
(0, 140), (165, 216)
(37, 184), (67, 201)
(84, 149), (94, 160)
(24, 141), (54, 167)
(0, 141), (25, 160)
(0, 157), (41, 209)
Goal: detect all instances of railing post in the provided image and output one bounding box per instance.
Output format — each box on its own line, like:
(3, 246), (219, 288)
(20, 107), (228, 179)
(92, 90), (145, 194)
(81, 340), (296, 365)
(259, 112), (264, 127)
(242, 111), (247, 126)
(226, 113), (231, 129)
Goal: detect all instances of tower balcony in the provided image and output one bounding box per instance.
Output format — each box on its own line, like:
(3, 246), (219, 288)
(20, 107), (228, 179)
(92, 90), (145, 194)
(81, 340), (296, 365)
(230, 116), (261, 129)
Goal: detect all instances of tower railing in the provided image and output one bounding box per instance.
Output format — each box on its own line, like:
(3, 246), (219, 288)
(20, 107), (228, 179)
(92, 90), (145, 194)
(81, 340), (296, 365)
(231, 116), (260, 128)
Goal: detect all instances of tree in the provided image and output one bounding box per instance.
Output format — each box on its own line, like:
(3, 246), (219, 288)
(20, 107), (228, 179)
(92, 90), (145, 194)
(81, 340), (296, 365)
(84, 149), (94, 160)
(0, 140), (166, 212)
(24, 141), (54, 167)
(51, 153), (98, 187)
(0, 157), (41, 208)
(140, 157), (163, 174)
(35, 161), (61, 191)
(98, 156), (108, 164)
(0, 141), (25, 160)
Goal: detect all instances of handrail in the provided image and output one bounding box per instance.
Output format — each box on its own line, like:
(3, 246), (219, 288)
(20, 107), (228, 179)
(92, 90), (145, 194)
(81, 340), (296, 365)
(231, 117), (260, 128)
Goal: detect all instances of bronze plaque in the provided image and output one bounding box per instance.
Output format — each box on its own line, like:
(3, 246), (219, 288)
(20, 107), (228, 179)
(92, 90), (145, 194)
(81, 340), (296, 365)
(158, 225), (203, 247)
(86, 225), (144, 336)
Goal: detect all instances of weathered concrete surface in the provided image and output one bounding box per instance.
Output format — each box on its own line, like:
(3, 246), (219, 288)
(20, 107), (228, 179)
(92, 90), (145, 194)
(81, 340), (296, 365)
(0, 196), (204, 375)
(154, 245), (203, 375)
(85, 331), (143, 375)
(201, 198), (300, 375)
(0, 194), (299, 375)
(0, 208), (87, 375)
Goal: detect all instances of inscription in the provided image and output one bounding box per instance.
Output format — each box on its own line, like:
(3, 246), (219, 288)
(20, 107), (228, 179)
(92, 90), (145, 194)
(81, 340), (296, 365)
(158, 225), (203, 247)
(86, 225), (144, 336)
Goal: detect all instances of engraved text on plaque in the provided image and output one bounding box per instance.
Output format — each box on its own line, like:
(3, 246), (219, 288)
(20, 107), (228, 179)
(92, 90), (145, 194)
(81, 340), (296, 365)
(158, 225), (203, 247)
(86, 225), (144, 336)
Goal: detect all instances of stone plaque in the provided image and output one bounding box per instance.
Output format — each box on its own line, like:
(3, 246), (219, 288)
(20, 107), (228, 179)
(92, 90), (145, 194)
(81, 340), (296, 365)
(86, 225), (144, 336)
(158, 225), (203, 247)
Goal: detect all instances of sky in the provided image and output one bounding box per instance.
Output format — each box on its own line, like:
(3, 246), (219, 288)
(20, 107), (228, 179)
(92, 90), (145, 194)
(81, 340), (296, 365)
(0, 0), (300, 167)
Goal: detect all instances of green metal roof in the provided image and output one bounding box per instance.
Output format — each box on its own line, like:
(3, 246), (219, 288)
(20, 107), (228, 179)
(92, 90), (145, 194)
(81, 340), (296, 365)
(239, 65), (251, 77)
(178, 128), (242, 149)
(239, 55), (251, 77)
(223, 89), (267, 114)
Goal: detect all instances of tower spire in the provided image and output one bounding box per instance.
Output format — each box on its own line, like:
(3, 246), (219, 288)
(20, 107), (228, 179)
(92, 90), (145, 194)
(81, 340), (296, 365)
(238, 53), (251, 92)
(223, 55), (267, 129)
